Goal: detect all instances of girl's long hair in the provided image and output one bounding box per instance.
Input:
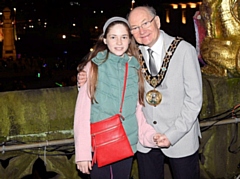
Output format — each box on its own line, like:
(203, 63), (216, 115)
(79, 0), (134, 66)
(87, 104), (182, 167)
(77, 21), (145, 105)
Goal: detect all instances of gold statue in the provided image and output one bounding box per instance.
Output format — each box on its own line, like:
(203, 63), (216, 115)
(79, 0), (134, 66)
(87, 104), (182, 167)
(199, 0), (240, 77)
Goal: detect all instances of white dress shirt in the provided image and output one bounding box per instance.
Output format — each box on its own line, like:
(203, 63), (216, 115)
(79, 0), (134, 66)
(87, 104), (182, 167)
(142, 32), (165, 73)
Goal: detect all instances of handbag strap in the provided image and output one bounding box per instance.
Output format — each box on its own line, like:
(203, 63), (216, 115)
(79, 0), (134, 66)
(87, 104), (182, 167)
(119, 62), (128, 114)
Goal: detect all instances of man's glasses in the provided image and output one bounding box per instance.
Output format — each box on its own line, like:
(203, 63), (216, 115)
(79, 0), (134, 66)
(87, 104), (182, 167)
(130, 16), (156, 34)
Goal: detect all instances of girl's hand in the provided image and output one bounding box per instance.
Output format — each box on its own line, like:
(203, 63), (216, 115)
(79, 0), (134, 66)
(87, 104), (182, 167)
(76, 161), (92, 174)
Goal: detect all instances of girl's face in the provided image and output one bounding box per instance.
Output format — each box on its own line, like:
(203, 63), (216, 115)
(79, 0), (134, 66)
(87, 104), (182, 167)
(103, 24), (130, 56)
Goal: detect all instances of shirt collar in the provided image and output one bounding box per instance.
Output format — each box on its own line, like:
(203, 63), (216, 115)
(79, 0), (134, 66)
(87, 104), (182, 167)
(141, 30), (164, 56)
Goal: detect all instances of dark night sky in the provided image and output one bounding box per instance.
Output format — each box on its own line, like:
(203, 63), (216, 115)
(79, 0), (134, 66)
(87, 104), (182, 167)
(0, 0), (201, 58)
(0, 0), (201, 19)
(76, 0), (200, 11)
(82, 0), (200, 8)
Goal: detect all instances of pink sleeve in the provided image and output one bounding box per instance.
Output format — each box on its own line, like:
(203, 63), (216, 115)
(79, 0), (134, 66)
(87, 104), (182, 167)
(136, 102), (158, 148)
(74, 62), (92, 163)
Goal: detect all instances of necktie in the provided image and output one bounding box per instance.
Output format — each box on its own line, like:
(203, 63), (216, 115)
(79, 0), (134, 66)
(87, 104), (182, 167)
(148, 48), (158, 76)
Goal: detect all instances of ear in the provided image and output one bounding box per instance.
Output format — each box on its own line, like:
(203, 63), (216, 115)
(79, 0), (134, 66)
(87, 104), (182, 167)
(155, 16), (161, 29)
(103, 38), (107, 44)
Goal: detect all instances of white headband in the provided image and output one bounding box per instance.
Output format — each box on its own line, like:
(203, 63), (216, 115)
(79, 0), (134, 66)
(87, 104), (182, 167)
(103, 17), (130, 34)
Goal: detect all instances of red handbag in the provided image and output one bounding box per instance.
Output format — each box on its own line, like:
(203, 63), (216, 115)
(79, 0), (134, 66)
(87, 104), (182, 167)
(91, 62), (134, 167)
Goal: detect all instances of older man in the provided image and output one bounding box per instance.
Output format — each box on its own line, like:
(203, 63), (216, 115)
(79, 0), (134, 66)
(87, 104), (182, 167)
(127, 6), (202, 179)
(77, 5), (202, 179)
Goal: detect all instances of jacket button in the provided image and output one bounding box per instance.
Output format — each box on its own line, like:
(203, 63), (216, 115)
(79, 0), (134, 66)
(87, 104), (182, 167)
(153, 121), (157, 124)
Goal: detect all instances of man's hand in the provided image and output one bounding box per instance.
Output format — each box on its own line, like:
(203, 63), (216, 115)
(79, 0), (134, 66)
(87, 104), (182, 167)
(153, 133), (171, 148)
(77, 71), (87, 88)
(76, 161), (92, 174)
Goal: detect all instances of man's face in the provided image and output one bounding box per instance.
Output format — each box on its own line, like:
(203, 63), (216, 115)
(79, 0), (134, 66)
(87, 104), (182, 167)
(128, 7), (160, 47)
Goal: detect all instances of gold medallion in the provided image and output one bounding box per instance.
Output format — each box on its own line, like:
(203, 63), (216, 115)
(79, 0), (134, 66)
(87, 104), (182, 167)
(146, 90), (162, 107)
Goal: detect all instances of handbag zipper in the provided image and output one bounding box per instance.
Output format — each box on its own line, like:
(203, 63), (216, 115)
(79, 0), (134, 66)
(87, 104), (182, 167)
(91, 124), (121, 136)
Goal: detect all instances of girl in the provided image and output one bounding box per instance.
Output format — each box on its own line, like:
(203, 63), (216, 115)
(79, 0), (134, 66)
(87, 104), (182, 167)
(74, 17), (160, 179)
